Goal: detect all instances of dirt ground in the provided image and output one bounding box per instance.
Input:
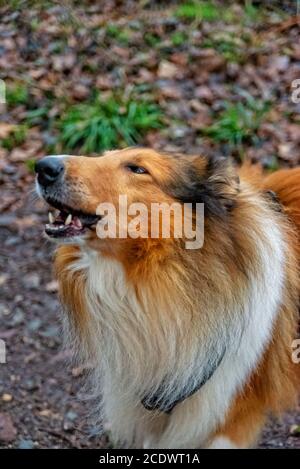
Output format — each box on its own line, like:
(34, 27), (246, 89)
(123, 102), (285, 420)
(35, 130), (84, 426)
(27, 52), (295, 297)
(0, 0), (299, 449)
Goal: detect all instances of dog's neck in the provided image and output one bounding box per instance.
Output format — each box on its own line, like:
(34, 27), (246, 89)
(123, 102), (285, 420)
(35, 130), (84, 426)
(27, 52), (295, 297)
(66, 245), (244, 409)
(81, 244), (226, 414)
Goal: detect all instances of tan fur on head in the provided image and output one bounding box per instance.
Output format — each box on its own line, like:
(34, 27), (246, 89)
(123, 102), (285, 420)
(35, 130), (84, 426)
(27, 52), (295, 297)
(47, 148), (300, 448)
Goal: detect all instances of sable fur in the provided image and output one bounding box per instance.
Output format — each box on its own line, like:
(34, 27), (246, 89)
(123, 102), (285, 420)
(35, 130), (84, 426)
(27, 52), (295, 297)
(44, 149), (300, 448)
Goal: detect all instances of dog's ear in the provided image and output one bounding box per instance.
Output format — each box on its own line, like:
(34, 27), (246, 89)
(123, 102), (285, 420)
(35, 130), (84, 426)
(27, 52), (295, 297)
(168, 155), (240, 218)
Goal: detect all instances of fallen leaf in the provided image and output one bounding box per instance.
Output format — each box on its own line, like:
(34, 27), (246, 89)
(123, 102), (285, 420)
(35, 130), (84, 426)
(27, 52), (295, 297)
(111, 46), (130, 59)
(39, 409), (52, 417)
(278, 143), (297, 161)
(0, 123), (16, 139)
(194, 86), (214, 103)
(169, 52), (188, 67)
(96, 75), (114, 90)
(157, 60), (179, 79)
(52, 53), (76, 72)
(286, 124), (300, 143)
(159, 84), (182, 100)
(192, 48), (225, 72)
(72, 84), (90, 100)
(0, 413), (17, 443)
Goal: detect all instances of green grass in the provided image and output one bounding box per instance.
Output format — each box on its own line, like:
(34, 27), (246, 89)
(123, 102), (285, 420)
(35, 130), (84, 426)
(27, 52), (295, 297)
(26, 158), (37, 173)
(175, 0), (268, 25)
(144, 33), (161, 47)
(202, 93), (270, 148)
(6, 83), (29, 107)
(58, 93), (163, 153)
(244, 0), (261, 23)
(203, 33), (246, 64)
(175, 1), (220, 22)
(171, 31), (188, 47)
(105, 24), (131, 45)
(25, 106), (51, 125)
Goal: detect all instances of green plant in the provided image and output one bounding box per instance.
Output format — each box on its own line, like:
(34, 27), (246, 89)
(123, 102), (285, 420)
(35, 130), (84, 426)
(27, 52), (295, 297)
(6, 83), (29, 107)
(26, 158), (37, 173)
(25, 107), (51, 125)
(171, 31), (188, 47)
(175, 1), (219, 22)
(105, 24), (130, 44)
(202, 94), (270, 147)
(203, 34), (246, 63)
(144, 33), (161, 47)
(58, 93), (163, 153)
(1, 124), (28, 150)
(244, 0), (259, 23)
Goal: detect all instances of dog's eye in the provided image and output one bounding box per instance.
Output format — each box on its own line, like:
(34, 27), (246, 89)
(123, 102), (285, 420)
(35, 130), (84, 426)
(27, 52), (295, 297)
(126, 164), (148, 174)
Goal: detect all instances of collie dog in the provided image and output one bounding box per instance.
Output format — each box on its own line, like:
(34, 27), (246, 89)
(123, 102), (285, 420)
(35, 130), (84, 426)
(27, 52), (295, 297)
(35, 148), (300, 448)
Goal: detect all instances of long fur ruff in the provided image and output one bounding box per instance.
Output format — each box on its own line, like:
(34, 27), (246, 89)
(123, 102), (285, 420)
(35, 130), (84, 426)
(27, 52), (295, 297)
(41, 149), (300, 448)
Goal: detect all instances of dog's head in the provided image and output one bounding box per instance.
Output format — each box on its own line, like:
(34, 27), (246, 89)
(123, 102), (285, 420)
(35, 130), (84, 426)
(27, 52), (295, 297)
(35, 147), (239, 249)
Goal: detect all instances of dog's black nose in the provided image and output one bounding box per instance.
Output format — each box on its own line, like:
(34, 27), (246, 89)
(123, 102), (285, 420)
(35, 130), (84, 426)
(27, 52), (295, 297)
(35, 156), (65, 186)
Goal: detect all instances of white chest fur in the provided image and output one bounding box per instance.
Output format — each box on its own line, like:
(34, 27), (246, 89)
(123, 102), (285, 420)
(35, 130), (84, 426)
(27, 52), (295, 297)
(69, 213), (285, 448)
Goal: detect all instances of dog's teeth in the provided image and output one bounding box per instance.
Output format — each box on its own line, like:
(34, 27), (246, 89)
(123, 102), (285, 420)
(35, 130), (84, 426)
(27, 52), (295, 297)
(48, 212), (54, 224)
(74, 217), (82, 229)
(65, 214), (72, 225)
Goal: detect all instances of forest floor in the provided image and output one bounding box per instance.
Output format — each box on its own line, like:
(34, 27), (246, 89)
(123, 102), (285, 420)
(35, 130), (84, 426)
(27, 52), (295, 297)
(0, 1), (299, 448)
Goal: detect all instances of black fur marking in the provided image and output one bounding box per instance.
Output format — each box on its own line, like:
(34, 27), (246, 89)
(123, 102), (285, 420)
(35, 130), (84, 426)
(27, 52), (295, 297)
(142, 349), (226, 413)
(265, 190), (283, 212)
(166, 156), (239, 220)
(169, 170), (225, 218)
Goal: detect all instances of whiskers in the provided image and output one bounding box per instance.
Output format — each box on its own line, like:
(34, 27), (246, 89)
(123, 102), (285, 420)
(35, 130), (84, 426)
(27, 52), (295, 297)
(28, 185), (40, 203)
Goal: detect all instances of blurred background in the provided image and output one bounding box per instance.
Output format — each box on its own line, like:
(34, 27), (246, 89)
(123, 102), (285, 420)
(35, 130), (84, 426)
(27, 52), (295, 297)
(0, 0), (299, 448)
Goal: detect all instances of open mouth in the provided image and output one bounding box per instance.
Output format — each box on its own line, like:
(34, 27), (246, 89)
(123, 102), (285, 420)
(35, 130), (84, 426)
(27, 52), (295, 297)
(45, 200), (100, 239)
